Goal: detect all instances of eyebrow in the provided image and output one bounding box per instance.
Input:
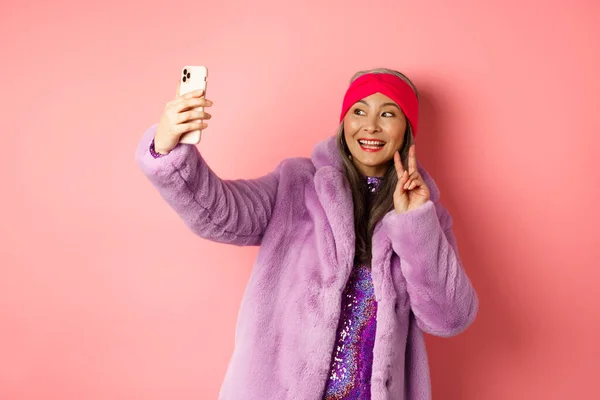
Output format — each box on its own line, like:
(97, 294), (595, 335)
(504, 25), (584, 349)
(358, 100), (401, 110)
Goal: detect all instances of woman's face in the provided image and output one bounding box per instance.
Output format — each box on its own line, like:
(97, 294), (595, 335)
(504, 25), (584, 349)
(343, 92), (407, 177)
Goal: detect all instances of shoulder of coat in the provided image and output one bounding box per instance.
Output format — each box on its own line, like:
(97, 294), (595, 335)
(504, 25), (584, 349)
(279, 156), (316, 175)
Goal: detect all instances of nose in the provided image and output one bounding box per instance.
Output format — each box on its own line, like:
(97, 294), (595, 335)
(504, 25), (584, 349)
(363, 114), (381, 133)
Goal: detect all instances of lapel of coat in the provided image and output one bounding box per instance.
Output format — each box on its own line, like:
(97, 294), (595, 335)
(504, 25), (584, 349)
(313, 166), (355, 271)
(370, 222), (393, 303)
(311, 136), (356, 280)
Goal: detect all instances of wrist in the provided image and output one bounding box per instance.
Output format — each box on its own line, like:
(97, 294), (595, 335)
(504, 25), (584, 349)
(150, 138), (169, 158)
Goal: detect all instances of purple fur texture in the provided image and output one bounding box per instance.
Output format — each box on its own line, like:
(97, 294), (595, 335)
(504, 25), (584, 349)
(135, 124), (478, 399)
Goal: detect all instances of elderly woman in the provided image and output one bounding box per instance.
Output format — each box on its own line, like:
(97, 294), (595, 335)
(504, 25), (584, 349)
(135, 67), (478, 400)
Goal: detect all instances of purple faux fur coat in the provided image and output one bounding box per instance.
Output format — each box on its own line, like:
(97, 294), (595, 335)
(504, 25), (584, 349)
(135, 124), (478, 400)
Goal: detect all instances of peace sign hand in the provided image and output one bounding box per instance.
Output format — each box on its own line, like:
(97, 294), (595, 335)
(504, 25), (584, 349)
(393, 145), (431, 213)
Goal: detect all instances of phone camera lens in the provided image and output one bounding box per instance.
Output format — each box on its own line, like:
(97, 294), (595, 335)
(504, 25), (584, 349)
(182, 76), (187, 82)
(183, 69), (187, 75)
(187, 72), (191, 79)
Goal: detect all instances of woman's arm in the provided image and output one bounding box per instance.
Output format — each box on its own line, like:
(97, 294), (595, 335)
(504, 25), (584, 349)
(382, 199), (479, 337)
(135, 124), (279, 246)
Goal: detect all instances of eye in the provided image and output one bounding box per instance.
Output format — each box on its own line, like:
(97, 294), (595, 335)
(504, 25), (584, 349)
(353, 108), (366, 116)
(382, 111), (395, 117)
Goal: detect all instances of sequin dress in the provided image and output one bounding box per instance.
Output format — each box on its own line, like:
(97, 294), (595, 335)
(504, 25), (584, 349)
(322, 176), (383, 400)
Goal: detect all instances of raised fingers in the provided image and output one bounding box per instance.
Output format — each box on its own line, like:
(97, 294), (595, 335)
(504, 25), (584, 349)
(394, 151), (405, 175)
(408, 145), (418, 175)
(394, 152), (409, 189)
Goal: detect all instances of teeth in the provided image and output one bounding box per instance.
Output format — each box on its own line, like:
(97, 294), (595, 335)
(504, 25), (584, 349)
(359, 140), (385, 146)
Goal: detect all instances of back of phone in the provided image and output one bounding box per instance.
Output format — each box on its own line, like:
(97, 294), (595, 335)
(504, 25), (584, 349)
(178, 66), (208, 144)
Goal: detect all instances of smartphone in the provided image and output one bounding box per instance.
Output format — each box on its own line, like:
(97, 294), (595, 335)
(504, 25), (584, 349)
(178, 65), (208, 144)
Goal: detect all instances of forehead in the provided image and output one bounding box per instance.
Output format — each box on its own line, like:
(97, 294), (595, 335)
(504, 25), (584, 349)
(357, 92), (398, 107)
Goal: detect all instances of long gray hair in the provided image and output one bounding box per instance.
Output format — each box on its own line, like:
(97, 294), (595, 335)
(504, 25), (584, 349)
(336, 68), (419, 265)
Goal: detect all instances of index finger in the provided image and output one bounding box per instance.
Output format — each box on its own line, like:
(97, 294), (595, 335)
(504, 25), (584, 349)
(394, 151), (405, 176)
(175, 79), (181, 97)
(408, 145), (418, 175)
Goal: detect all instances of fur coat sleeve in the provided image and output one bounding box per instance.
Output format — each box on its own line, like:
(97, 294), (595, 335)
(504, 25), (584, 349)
(381, 176), (479, 338)
(135, 124), (280, 246)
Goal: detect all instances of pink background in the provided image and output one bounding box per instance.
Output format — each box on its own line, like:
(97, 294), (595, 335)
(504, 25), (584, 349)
(1, 0), (598, 398)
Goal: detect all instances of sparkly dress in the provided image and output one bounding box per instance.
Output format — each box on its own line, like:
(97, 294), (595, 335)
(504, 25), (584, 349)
(322, 176), (383, 400)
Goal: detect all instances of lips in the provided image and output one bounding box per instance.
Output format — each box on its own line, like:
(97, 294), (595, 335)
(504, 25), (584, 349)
(358, 138), (386, 152)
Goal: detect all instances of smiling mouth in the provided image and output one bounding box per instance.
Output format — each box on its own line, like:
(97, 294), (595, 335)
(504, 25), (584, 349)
(358, 139), (386, 152)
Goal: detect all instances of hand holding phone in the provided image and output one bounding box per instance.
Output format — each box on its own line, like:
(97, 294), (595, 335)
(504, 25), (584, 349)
(153, 66), (212, 155)
(177, 66), (208, 144)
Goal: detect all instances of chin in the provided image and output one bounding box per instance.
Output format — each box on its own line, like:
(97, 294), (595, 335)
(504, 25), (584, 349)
(354, 157), (389, 174)
(362, 154), (392, 166)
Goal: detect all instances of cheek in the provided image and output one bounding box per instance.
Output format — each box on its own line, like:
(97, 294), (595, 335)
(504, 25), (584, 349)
(343, 118), (360, 135)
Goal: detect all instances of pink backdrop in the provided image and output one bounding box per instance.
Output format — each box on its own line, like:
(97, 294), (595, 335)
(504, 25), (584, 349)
(1, 0), (598, 398)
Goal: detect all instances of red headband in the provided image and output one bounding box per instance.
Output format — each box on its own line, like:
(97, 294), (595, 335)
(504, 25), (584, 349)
(339, 73), (419, 136)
